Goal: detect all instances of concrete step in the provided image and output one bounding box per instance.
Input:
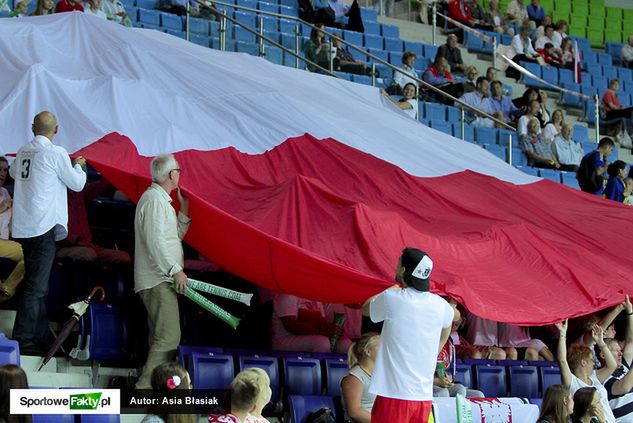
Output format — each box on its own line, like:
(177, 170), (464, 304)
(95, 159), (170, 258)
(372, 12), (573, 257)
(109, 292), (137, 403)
(27, 370), (91, 388)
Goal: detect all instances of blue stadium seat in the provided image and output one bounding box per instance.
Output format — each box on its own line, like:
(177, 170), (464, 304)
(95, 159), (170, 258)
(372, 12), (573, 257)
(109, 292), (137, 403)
(455, 364), (473, 388)
(190, 34), (211, 48)
(160, 12), (182, 30)
(483, 144), (507, 161)
(283, 357), (322, 396)
(509, 366), (539, 398)
(364, 34), (383, 50)
(352, 75), (371, 85)
(618, 67), (633, 82)
(367, 48), (388, 63)
(364, 22), (380, 35)
(381, 24), (399, 38)
(423, 44), (438, 60)
(120, 0), (134, 6)
(191, 352), (234, 390)
(33, 416), (74, 423)
(511, 148), (527, 166)
(85, 303), (127, 361)
(166, 29), (185, 39)
(138, 8), (160, 25)
(279, 19), (296, 34)
(312, 352), (347, 360)
(430, 121), (451, 135)
(383, 37), (403, 52)
(605, 42), (624, 63)
(360, 7), (377, 22)
(236, 0), (257, 8)
(539, 365), (562, 396)
(189, 17), (209, 35)
(80, 416), (120, 423)
(278, 4), (298, 16)
(258, 1), (278, 13)
(463, 358), (496, 366)
(561, 171), (580, 189)
(541, 66), (558, 86)
(561, 82), (582, 107)
(538, 168), (561, 183)
(521, 62), (542, 87)
(592, 76), (608, 91)
(414, 57), (431, 72)
(475, 127), (496, 144)
(446, 105), (460, 122)
(474, 365), (507, 397)
(403, 40), (424, 57)
(124, 6), (138, 21)
(586, 62), (602, 77)
(234, 10), (256, 28)
(265, 46), (283, 65)
(139, 23), (160, 31)
(597, 53), (612, 66)
(497, 129), (518, 148)
(558, 68), (574, 85)
(603, 66), (617, 81)
(235, 26), (256, 43)
(425, 102), (446, 122)
(0, 335), (19, 366)
(238, 355), (280, 402)
(178, 345), (224, 371)
(259, 15), (278, 32)
(324, 358), (348, 396)
(584, 51), (599, 65)
(530, 398), (543, 407)
(280, 33), (295, 49)
(452, 123), (475, 142)
(343, 30), (363, 47)
(136, 0), (158, 8)
(573, 124), (589, 144)
(289, 395), (336, 423)
(279, 0), (295, 6)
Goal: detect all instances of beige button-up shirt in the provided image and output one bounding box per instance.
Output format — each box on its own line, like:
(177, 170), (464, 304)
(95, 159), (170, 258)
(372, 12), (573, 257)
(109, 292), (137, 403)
(134, 183), (191, 293)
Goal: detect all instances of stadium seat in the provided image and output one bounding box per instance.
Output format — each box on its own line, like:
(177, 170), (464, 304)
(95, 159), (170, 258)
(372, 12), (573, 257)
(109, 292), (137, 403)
(259, 15), (278, 32)
(80, 416), (121, 423)
(430, 121), (451, 135)
(530, 398), (543, 408)
(497, 360), (528, 366)
(364, 34), (382, 50)
(258, 1), (278, 13)
(0, 335), (19, 366)
(475, 127), (496, 144)
(238, 355), (280, 402)
(136, 0), (158, 8)
(178, 345), (224, 371)
(573, 124), (589, 144)
(497, 129), (518, 148)
(446, 105), (460, 122)
(509, 365), (539, 398)
(278, 4), (298, 17)
(380, 24), (399, 38)
(463, 358), (496, 366)
(324, 358), (348, 396)
(124, 6), (138, 21)
(455, 364), (473, 389)
(265, 47), (283, 65)
(33, 416), (74, 423)
(603, 66), (617, 81)
(383, 37), (403, 52)
(425, 103), (446, 122)
(236, 0), (257, 8)
(84, 303), (127, 361)
(360, 7), (377, 22)
(190, 34), (211, 48)
(288, 395), (336, 423)
(364, 22), (380, 35)
(597, 53), (613, 66)
(235, 26), (256, 43)
(312, 352), (347, 360)
(483, 144), (507, 161)
(190, 352), (234, 390)
(403, 41), (424, 57)
(538, 168), (561, 182)
(138, 8), (160, 25)
(474, 365), (507, 397)
(561, 172), (580, 189)
(423, 44), (438, 60)
(541, 66), (558, 86)
(160, 12), (182, 30)
(617, 67), (632, 82)
(283, 357), (322, 396)
(512, 148), (527, 166)
(234, 11), (256, 28)
(452, 123), (475, 142)
(352, 75), (371, 85)
(561, 82), (582, 107)
(539, 365), (562, 396)
(367, 48), (388, 64)
(558, 68), (574, 85)
(521, 62), (542, 88)
(166, 29), (185, 39)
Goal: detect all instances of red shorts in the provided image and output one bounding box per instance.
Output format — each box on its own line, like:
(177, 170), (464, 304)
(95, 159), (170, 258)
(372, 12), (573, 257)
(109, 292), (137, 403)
(371, 395), (433, 423)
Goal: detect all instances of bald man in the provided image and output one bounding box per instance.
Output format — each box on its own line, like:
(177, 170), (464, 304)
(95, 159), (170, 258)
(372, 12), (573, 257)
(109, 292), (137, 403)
(10, 111), (87, 355)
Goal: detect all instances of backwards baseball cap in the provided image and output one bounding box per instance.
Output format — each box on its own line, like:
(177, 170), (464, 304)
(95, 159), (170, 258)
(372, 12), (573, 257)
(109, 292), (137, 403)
(401, 248), (433, 291)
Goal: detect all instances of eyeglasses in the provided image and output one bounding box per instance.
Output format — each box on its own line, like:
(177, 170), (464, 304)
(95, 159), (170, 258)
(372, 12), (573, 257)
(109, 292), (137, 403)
(170, 168), (181, 173)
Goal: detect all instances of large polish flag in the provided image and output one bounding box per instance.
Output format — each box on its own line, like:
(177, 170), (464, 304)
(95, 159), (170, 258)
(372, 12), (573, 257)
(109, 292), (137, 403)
(1, 13), (631, 325)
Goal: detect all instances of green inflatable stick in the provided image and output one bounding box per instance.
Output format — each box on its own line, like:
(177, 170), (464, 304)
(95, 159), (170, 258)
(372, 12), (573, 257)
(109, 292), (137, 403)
(171, 283), (241, 329)
(187, 278), (253, 306)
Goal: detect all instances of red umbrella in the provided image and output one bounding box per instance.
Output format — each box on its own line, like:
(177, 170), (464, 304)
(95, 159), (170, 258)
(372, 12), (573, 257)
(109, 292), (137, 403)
(38, 286), (105, 371)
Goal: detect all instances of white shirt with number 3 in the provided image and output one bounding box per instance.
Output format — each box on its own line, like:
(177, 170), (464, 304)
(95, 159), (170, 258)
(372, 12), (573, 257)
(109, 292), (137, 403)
(10, 135), (86, 240)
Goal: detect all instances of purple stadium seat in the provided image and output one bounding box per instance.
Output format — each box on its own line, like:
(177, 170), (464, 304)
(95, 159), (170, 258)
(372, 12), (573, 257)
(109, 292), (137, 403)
(178, 345), (224, 371)
(238, 355), (280, 402)
(455, 363), (473, 389)
(0, 334), (19, 366)
(288, 395), (336, 423)
(33, 416), (74, 423)
(283, 357), (322, 396)
(324, 358), (348, 396)
(190, 352), (234, 390)
(80, 416), (121, 423)
(539, 365), (561, 396)
(85, 303), (127, 361)
(474, 365), (507, 397)
(509, 365), (539, 398)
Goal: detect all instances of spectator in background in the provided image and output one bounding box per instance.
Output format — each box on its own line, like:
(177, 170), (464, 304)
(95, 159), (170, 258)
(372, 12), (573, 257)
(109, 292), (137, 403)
(537, 43), (563, 67)
(11, 0), (29, 16)
(535, 15), (552, 39)
(0, 365), (31, 423)
(543, 109), (564, 142)
(571, 388), (608, 423)
(511, 25), (540, 64)
(242, 368), (272, 423)
(526, 0), (543, 27)
(271, 293), (350, 353)
(436, 34), (467, 75)
(393, 51), (419, 94)
(55, 0), (84, 12)
(577, 138), (614, 195)
(624, 177), (633, 206)
(134, 154), (191, 389)
(520, 117), (560, 169)
(209, 372), (261, 423)
(56, 178), (131, 265)
(604, 160), (628, 202)
(489, 80), (519, 125)
(100, 0), (131, 26)
(552, 19), (568, 49)
(553, 123), (584, 172)
(30, 0), (53, 15)
(0, 157), (24, 302)
(603, 78), (633, 122)
(303, 24), (330, 73)
(462, 65), (478, 93)
(556, 320), (617, 423)
(447, 0), (492, 41)
(506, 0), (529, 26)
(622, 36), (633, 70)
(486, 66), (497, 82)
(341, 332), (380, 423)
(499, 322), (554, 361)
(517, 99), (541, 138)
(459, 77), (502, 128)
(332, 36), (370, 76)
(537, 384), (574, 423)
(83, 0), (106, 18)
(559, 38), (575, 69)
(380, 83), (418, 120)
(488, 0), (514, 35)
(535, 26), (557, 50)
(10, 111), (86, 356)
(423, 56), (464, 105)
(462, 311), (512, 360)
(141, 362), (194, 423)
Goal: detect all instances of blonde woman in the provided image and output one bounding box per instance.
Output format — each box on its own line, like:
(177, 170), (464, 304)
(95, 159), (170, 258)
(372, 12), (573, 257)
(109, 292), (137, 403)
(340, 332), (380, 423)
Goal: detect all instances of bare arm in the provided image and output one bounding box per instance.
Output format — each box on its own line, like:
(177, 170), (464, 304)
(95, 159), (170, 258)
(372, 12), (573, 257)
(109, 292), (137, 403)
(609, 364), (633, 395)
(556, 320), (573, 388)
(379, 89), (413, 110)
(623, 295), (633, 364)
(598, 302), (625, 333)
(340, 375), (371, 423)
(594, 325), (617, 383)
(438, 326), (451, 355)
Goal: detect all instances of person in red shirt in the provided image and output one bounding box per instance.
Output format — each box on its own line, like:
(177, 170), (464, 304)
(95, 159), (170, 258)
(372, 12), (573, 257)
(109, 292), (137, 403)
(55, 0), (84, 13)
(536, 43), (563, 67)
(603, 78), (633, 121)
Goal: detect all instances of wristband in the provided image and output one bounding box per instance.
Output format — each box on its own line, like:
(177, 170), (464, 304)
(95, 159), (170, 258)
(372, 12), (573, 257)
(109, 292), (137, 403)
(627, 312), (633, 316)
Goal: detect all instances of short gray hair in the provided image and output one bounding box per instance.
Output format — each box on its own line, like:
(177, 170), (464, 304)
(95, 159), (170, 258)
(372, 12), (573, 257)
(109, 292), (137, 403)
(150, 154), (178, 183)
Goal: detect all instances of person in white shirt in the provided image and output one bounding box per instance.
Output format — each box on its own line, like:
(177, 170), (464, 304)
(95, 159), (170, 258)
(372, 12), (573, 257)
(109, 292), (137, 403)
(362, 247), (453, 422)
(83, 0), (107, 18)
(10, 111), (87, 354)
(535, 25), (557, 51)
(380, 83), (418, 120)
(134, 153), (191, 389)
(517, 99), (541, 139)
(0, 157), (24, 303)
(511, 25), (539, 64)
(552, 123), (584, 172)
(622, 36), (633, 70)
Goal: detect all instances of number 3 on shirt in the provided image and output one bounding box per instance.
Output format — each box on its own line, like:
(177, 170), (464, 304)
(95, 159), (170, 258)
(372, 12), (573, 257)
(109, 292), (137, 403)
(20, 158), (32, 180)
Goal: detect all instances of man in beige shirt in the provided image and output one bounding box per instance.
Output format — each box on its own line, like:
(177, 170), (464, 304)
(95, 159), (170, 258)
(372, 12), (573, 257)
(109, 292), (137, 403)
(134, 153), (191, 389)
